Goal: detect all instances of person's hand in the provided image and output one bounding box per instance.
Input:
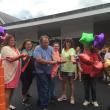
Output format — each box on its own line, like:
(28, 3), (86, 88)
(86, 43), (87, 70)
(49, 61), (57, 65)
(6, 57), (13, 62)
(20, 53), (28, 58)
(62, 60), (66, 63)
(57, 60), (66, 64)
(72, 60), (77, 64)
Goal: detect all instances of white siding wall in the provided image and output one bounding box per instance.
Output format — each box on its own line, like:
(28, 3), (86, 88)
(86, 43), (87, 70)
(61, 22), (93, 38)
(8, 27), (38, 48)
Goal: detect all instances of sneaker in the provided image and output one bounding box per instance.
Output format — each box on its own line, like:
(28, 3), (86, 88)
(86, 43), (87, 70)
(57, 95), (67, 101)
(92, 101), (99, 107)
(70, 97), (75, 104)
(107, 76), (110, 81)
(83, 100), (90, 106)
(9, 105), (16, 110)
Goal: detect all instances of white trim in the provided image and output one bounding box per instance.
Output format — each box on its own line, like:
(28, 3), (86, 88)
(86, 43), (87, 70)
(5, 7), (110, 30)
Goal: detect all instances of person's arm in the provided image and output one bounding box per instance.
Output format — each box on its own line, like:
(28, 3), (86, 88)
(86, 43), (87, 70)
(21, 51), (30, 61)
(35, 57), (56, 64)
(70, 48), (76, 63)
(71, 55), (76, 63)
(52, 51), (56, 61)
(52, 54), (57, 61)
(52, 52), (62, 64)
(6, 53), (27, 62)
(34, 47), (56, 65)
(51, 47), (58, 62)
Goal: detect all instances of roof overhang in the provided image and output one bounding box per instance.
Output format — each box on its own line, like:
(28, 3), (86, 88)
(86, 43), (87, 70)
(4, 3), (110, 30)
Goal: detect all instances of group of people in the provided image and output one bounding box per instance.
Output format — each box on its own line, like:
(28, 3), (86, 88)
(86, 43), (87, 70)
(0, 34), (108, 110)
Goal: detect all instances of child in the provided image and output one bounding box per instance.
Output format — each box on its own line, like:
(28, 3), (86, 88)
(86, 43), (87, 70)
(50, 42), (61, 101)
(79, 46), (100, 107)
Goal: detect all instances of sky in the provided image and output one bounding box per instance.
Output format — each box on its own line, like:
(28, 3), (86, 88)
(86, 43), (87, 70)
(0, 0), (110, 20)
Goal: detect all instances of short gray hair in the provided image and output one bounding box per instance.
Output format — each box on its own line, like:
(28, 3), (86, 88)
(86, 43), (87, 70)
(39, 35), (49, 42)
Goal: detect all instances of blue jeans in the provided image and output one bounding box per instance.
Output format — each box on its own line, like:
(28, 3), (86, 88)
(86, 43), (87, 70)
(36, 73), (51, 108)
(49, 77), (56, 99)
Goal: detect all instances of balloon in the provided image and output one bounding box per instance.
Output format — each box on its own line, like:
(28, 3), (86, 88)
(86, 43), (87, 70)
(96, 33), (104, 42)
(0, 26), (6, 44)
(90, 61), (103, 77)
(93, 33), (105, 49)
(0, 26), (6, 36)
(79, 32), (94, 44)
(79, 53), (92, 64)
(93, 61), (103, 70)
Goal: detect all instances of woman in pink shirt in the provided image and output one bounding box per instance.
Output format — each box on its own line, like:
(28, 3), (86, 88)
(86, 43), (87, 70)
(51, 42), (61, 78)
(1, 34), (27, 110)
(50, 42), (61, 101)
